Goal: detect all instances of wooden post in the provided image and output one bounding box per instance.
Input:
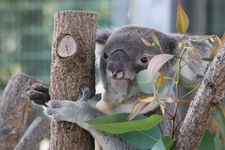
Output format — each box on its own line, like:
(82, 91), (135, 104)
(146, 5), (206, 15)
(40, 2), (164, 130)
(0, 73), (38, 150)
(49, 11), (97, 149)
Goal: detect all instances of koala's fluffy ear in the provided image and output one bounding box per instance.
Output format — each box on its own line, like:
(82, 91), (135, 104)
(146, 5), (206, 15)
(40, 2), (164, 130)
(167, 39), (177, 53)
(163, 35), (180, 54)
(96, 30), (112, 45)
(95, 30), (112, 66)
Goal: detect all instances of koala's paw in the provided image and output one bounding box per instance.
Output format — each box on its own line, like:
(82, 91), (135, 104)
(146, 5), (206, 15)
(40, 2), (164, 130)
(44, 85), (103, 126)
(44, 100), (76, 122)
(27, 83), (50, 106)
(44, 99), (99, 129)
(79, 84), (101, 102)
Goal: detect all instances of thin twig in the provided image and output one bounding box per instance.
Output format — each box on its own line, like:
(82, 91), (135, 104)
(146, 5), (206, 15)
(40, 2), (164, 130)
(172, 46), (187, 138)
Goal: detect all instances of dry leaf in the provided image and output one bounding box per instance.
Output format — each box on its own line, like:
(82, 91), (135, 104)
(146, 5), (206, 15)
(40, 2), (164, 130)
(176, 0), (189, 34)
(156, 72), (165, 87)
(167, 97), (175, 103)
(213, 33), (225, 54)
(166, 98), (190, 104)
(159, 103), (165, 115)
(128, 102), (149, 121)
(141, 37), (152, 47)
(139, 96), (155, 103)
(189, 49), (202, 63)
(147, 54), (174, 83)
(128, 96), (155, 120)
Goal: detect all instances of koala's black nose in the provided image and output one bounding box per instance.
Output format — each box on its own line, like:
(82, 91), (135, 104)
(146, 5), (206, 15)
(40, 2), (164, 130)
(107, 63), (124, 79)
(107, 50), (129, 79)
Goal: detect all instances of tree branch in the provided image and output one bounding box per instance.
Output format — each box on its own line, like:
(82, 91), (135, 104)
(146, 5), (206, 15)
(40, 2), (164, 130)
(0, 73), (39, 149)
(175, 43), (225, 149)
(15, 117), (50, 150)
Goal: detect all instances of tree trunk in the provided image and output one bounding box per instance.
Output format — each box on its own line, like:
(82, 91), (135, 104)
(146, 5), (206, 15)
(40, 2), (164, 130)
(175, 43), (225, 149)
(15, 117), (50, 150)
(0, 73), (38, 150)
(49, 11), (97, 150)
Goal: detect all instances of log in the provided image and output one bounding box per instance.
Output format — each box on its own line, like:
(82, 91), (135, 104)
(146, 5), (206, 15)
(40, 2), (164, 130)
(0, 73), (38, 150)
(49, 11), (97, 149)
(15, 117), (50, 150)
(175, 43), (225, 149)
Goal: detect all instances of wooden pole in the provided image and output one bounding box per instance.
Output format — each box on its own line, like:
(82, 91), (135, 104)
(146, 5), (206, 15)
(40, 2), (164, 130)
(49, 11), (97, 149)
(0, 73), (38, 150)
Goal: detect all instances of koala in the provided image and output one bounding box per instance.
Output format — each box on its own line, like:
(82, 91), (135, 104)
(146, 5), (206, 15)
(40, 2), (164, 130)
(28, 26), (212, 150)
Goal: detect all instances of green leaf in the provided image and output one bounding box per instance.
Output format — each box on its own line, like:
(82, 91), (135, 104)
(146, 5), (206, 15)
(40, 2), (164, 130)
(198, 129), (215, 150)
(212, 106), (225, 140)
(118, 126), (162, 150)
(151, 33), (161, 47)
(202, 57), (213, 62)
(152, 136), (175, 150)
(214, 130), (225, 150)
(136, 69), (155, 94)
(180, 77), (197, 91)
(87, 113), (164, 134)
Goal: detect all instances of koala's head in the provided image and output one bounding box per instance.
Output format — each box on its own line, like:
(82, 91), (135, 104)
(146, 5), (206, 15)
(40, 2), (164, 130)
(96, 26), (179, 99)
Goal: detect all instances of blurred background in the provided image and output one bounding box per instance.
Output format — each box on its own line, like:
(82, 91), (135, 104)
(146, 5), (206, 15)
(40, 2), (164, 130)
(0, 0), (225, 92)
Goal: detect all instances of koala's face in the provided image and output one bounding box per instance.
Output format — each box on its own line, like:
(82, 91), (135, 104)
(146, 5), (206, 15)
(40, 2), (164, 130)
(97, 26), (177, 98)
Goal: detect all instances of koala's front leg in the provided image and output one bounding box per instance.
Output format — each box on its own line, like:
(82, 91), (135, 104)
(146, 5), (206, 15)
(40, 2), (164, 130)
(45, 85), (135, 150)
(45, 85), (104, 130)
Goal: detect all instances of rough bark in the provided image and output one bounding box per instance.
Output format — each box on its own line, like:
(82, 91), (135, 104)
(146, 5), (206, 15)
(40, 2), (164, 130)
(0, 73), (38, 150)
(15, 117), (50, 150)
(175, 43), (225, 149)
(49, 11), (97, 149)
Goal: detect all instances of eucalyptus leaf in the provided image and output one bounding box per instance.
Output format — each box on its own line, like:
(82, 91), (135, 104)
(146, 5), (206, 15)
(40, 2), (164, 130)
(147, 54), (174, 83)
(176, 0), (189, 34)
(198, 129), (215, 150)
(118, 126), (161, 150)
(141, 37), (152, 47)
(214, 130), (225, 150)
(212, 106), (225, 140)
(151, 33), (161, 47)
(87, 113), (164, 134)
(136, 69), (155, 94)
(152, 136), (175, 150)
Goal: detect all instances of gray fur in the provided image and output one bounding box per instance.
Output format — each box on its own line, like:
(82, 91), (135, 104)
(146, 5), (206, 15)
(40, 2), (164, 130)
(98, 26), (183, 109)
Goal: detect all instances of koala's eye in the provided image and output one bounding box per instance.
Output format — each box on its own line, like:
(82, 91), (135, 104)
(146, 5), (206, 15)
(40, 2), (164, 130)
(103, 52), (108, 59)
(140, 57), (149, 64)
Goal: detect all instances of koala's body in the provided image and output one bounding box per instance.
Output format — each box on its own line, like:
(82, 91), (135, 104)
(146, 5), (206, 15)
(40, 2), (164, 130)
(28, 26), (212, 150)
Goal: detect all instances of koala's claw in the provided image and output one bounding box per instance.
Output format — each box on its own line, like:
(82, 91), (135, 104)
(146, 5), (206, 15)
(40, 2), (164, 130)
(46, 110), (63, 122)
(79, 84), (91, 101)
(27, 83), (50, 106)
(51, 115), (63, 122)
(30, 83), (49, 93)
(91, 93), (102, 102)
(44, 107), (55, 116)
(46, 100), (62, 108)
(44, 101), (65, 122)
(79, 85), (102, 102)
